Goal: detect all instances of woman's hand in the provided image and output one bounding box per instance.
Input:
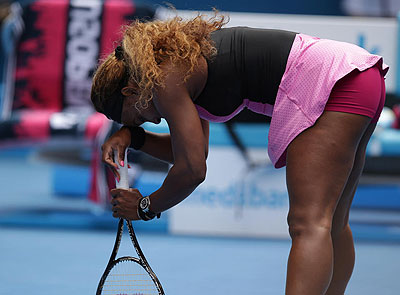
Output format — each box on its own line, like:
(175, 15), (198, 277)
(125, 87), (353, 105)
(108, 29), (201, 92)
(110, 188), (143, 220)
(102, 126), (131, 179)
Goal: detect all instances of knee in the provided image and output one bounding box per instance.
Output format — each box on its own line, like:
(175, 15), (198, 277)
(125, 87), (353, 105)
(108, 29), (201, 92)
(287, 211), (332, 239)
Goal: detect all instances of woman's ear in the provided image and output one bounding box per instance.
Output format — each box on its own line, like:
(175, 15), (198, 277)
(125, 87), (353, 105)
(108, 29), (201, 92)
(121, 86), (137, 97)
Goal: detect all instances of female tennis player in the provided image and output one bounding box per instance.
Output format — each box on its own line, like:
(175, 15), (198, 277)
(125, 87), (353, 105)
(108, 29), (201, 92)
(91, 14), (388, 295)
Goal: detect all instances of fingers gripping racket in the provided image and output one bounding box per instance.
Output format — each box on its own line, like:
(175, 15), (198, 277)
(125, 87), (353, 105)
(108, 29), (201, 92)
(96, 150), (164, 295)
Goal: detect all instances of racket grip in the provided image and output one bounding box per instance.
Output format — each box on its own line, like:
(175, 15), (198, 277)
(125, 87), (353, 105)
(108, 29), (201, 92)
(114, 149), (129, 189)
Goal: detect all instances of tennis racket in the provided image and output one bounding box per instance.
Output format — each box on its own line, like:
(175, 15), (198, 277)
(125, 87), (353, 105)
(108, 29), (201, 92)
(96, 149), (164, 295)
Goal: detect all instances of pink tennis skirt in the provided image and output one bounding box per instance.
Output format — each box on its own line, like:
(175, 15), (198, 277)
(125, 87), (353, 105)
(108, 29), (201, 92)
(269, 33), (389, 168)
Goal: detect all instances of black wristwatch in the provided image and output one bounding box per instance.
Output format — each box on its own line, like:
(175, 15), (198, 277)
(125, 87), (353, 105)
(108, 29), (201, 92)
(137, 196), (161, 221)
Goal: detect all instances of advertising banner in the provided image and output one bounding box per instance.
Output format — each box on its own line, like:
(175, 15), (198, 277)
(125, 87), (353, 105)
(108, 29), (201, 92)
(170, 145), (290, 239)
(13, 0), (136, 112)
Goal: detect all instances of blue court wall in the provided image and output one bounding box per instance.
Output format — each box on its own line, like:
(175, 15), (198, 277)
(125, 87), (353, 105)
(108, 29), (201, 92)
(147, 0), (344, 16)
(14, 0), (344, 15)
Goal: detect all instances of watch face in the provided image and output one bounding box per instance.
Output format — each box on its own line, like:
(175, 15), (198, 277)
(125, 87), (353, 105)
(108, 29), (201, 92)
(140, 197), (150, 210)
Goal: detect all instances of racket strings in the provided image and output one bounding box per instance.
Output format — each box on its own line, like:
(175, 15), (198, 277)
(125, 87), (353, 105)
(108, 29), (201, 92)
(101, 261), (159, 295)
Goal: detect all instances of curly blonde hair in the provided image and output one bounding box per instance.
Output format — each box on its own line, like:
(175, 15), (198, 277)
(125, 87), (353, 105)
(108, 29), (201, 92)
(91, 13), (227, 115)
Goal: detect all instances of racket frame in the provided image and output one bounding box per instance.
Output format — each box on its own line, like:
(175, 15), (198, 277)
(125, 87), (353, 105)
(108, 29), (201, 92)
(96, 218), (164, 295)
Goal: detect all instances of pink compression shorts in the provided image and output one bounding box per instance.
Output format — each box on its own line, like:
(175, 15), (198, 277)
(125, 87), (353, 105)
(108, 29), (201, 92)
(325, 65), (386, 123)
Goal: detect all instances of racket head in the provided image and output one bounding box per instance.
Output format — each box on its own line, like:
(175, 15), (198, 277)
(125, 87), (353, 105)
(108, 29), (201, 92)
(99, 256), (161, 295)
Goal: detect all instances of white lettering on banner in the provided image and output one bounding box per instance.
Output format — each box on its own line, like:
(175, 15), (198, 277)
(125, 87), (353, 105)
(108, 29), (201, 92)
(170, 147), (291, 239)
(64, 80), (93, 107)
(186, 181), (287, 209)
(64, 0), (102, 107)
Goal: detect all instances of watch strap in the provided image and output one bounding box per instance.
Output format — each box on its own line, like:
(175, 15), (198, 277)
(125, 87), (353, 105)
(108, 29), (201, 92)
(137, 196), (161, 221)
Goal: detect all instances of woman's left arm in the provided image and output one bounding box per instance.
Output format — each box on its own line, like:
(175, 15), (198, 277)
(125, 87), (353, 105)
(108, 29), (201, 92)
(111, 105), (209, 220)
(111, 62), (209, 220)
(148, 67), (209, 213)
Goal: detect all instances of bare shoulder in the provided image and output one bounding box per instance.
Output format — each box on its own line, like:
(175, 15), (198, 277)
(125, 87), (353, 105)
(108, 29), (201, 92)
(157, 56), (208, 101)
(153, 57), (207, 128)
(186, 56), (208, 100)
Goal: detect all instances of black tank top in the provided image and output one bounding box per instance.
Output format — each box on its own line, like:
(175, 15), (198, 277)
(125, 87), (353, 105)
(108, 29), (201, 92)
(194, 27), (296, 122)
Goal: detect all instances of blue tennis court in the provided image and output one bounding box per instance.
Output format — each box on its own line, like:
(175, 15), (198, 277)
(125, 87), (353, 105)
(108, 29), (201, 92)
(0, 149), (399, 295)
(1, 226), (400, 294)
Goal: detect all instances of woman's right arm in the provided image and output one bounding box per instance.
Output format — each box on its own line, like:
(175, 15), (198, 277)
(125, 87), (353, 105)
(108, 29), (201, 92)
(102, 118), (209, 169)
(101, 126), (173, 172)
(139, 130), (173, 163)
(137, 117), (209, 162)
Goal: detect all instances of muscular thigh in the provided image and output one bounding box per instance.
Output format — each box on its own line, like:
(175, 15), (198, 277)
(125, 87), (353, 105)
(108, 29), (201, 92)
(331, 121), (377, 233)
(286, 111), (371, 226)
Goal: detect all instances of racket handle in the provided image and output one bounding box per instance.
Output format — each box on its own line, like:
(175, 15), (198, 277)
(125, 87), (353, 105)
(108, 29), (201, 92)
(114, 149), (129, 189)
